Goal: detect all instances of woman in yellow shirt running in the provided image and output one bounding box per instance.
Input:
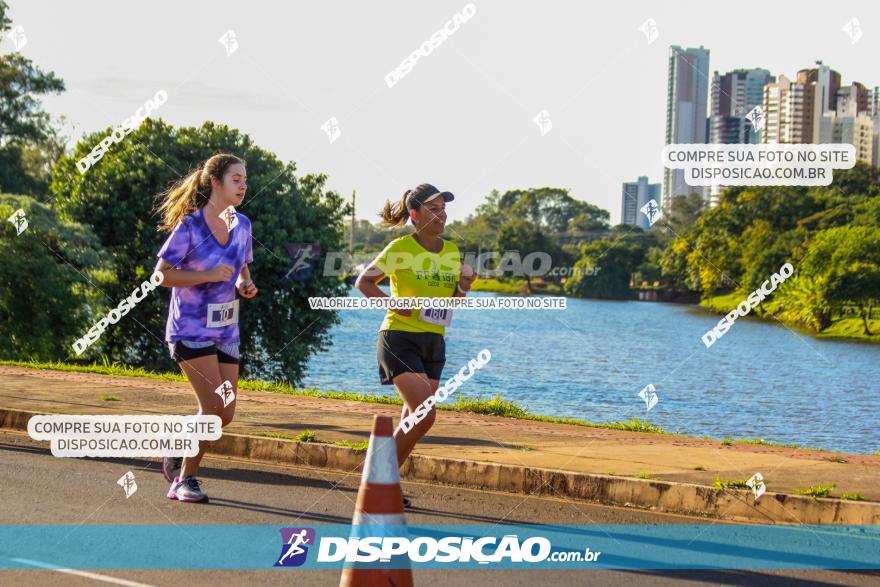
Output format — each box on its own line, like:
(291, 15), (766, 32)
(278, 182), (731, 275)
(355, 183), (476, 488)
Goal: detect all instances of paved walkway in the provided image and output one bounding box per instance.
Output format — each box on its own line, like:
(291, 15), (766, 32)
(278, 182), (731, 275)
(1, 365), (877, 501)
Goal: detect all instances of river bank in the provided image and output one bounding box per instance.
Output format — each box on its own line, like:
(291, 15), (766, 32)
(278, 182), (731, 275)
(472, 278), (880, 345)
(700, 291), (880, 345)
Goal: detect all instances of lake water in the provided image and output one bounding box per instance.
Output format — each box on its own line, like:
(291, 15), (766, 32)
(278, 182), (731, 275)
(301, 287), (880, 454)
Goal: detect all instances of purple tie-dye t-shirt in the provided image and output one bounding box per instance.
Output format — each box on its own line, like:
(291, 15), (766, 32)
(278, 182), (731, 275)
(157, 207), (253, 344)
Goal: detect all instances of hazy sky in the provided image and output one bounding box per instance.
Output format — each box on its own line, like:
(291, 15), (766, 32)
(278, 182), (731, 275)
(4, 1), (877, 223)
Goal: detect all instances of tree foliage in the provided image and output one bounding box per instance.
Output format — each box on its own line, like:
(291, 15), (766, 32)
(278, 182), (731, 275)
(0, 194), (106, 359)
(50, 119), (350, 381)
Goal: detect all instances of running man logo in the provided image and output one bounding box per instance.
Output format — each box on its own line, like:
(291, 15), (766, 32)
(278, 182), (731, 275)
(746, 105), (766, 133)
(638, 383), (658, 411)
(218, 29), (239, 56)
(284, 243), (321, 281)
(8, 209), (28, 235)
(640, 199), (660, 226)
(637, 18), (659, 44)
(321, 117), (341, 144)
(214, 380), (235, 408)
(117, 471), (138, 498)
(219, 206), (239, 232)
(6, 25), (27, 51)
(533, 110), (552, 136)
(842, 18), (862, 45)
(275, 527), (315, 567)
(746, 473), (766, 501)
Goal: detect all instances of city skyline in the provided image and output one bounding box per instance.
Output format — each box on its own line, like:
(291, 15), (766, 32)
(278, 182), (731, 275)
(4, 1), (877, 226)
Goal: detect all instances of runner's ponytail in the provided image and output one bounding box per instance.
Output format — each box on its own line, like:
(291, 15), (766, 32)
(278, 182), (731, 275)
(156, 153), (244, 232)
(379, 190), (412, 228)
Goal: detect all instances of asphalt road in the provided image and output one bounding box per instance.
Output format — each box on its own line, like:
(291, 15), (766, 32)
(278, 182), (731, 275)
(0, 431), (876, 587)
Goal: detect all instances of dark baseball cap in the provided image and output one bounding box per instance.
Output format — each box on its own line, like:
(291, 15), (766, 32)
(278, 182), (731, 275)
(405, 183), (455, 211)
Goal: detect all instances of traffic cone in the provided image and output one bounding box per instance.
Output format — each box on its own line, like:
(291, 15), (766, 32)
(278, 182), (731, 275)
(339, 415), (413, 587)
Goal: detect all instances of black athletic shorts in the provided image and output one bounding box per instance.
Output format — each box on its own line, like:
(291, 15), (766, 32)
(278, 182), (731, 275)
(376, 329), (446, 385)
(167, 341), (240, 365)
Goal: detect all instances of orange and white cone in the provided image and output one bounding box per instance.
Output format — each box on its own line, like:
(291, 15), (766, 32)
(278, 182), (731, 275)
(339, 415), (413, 587)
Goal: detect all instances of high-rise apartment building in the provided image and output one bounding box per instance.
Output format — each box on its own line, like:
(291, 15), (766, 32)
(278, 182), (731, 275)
(762, 74), (815, 144)
(663, 45), (710, 210)
(621, 177), (661, 230)
(709, 68), (774, 144)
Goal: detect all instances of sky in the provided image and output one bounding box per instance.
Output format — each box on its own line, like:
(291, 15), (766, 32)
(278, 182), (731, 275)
(3, 0), (878, 224)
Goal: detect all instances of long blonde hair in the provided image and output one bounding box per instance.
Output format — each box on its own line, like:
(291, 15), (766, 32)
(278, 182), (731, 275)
(156, 153), (245, 232)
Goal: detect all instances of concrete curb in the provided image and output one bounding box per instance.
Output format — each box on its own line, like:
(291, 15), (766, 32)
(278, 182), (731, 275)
(4, 407), (878, 524)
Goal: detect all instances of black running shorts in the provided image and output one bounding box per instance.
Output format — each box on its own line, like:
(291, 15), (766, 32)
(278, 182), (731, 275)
(168, 341), (240, 365)
(376, 329), (446, 385)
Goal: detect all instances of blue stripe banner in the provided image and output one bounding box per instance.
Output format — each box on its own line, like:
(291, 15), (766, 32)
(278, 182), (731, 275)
(0, 524), (878, 570)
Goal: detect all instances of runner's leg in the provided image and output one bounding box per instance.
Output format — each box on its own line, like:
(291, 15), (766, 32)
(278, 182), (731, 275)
(393, 372), (440, 466)
(217, 361), (239, 427)
(178, 354), (225, 479)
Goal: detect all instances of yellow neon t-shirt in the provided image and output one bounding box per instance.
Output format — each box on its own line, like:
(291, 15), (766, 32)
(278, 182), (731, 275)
(373, 234), (461, 335)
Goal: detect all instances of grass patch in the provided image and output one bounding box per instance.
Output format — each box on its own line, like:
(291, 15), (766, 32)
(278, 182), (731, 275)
(334, 439), (369, 451)
(819, 317), (880, 343)
(720, 439), (734, 446)
(470, 278), (527, 294)
(734, 438), (802, 449)
(253, 429), (366, 451)
(523, 414), (665, 434)
(634, 472), (656, 480)
(702, 293), (880, 344)
(295, 430), (318, 443)
(825, 456), (848, 463)
(252, 431), (296, 440)
(713, 476), (751, 489)
(795, 483), (835, 498)
(446, 393), (529, 418)
(840, 492), (866, 501)
(99, 395), (121, 401)
(470, 278), (562, 295)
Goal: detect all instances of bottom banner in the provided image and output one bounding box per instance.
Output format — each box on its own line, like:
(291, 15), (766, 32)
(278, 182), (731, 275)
(0, 524), (878, 570)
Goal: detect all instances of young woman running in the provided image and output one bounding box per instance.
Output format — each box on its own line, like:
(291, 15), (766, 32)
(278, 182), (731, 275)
(355, 183), (475, 505)
(154, 153), (257, 503)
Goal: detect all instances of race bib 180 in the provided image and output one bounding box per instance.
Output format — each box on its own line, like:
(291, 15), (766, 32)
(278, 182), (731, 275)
(207, 299), (239, 328)
(419, 307), (453, 327)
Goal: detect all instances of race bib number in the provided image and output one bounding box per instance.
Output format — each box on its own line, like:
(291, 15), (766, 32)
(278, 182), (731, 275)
(206, 299), (239, 328)
(419, 307), (453, 327)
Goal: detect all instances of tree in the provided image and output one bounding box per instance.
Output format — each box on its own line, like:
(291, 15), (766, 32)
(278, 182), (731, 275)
(0, 1), (66, 196)
(0, 194), (106, 359)
(495, 218), (556, 292)
(50, 119), (350, 382)
(799, 226), (880, 335)
(499, 187), (609, 233)
(663, 192), (706, 232)
(565, 239), (643, 299)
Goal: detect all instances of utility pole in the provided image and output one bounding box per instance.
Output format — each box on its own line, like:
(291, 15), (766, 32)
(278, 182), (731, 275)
(349, 190), (355, 255)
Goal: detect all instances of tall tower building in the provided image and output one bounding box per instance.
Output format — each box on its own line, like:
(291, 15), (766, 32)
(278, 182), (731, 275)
(836, 82), (870, 115)
(820, 94), (874, 164)
(663, 45), (710, 211)
(710, 68), (774, 145)
(762, 75), (815, 144)
(621, 177), (661, 230)
(796, 61), (841, 142)
(871, 87), (880, 167)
